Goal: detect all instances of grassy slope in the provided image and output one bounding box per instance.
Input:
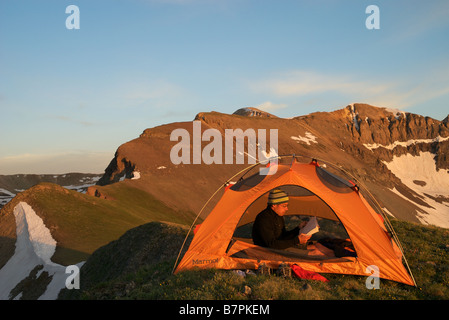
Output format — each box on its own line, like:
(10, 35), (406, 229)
(65, 219), (449, 300)
(2, 182), (196, 266)
(4, 181), (447, 300)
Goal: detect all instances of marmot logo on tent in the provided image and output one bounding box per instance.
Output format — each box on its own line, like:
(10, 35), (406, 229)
(192, 258), (219, 265)
(170, 120), (278, 175)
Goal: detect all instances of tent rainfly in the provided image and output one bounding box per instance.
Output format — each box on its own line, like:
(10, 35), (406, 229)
(174, 156), (416, 286)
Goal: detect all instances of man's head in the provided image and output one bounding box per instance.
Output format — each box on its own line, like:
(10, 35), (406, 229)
(268, 189), (289, 216)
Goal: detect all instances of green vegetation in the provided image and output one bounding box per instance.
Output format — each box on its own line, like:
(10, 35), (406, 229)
(17, 182), (196, 265)
(7, 181), (448, 300)
(62, 219), (449, 300)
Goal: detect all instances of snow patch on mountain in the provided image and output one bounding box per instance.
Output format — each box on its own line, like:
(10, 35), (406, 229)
(63, 175), (101, 193)
(0, 188), (16, 207)
(348, 103), (360, 132)
(382, 207), (396, 218)
(291, 132), (318, 145)
(364, 136), (449, 150)
(0, 174), (102, 209)
(260, 146), (279, 160)
(383, 152), (449, 228)
(384, 107), (407, 120)
(0, 202), (84, 300)
(131, 171), (141, 180)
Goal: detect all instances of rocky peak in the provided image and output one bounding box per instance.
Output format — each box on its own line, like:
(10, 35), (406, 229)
(232, 107), (277, 118)
(342, 103), (449, 146)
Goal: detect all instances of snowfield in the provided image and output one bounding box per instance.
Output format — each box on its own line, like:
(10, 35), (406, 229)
(363, 135), (449, 151)
(0, 202), (84, 300)
(383, 152), (449, 228)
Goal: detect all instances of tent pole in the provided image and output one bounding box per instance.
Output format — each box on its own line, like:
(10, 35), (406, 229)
(316, 157), (418, 287)
(172, 153), (417, 286)
(171, 160), (276, 274)
(171, 181), (226, 274)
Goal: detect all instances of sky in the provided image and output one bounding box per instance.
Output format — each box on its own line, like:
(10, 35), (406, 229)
(0, 0), (448, 174)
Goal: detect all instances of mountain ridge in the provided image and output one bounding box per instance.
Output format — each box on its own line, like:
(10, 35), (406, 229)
(93, 103), (449, 226)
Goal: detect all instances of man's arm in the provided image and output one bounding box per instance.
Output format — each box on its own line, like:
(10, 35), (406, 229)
(256, 215), (299, 249)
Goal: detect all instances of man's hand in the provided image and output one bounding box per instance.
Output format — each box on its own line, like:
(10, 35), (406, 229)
(298, 218), (310, 230)
(298, 233), (312, 244)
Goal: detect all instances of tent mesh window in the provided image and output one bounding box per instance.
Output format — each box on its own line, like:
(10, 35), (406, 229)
(315, 166), (355, 194)
(230, 164), (290, 192)
(230, 172), (267, 192)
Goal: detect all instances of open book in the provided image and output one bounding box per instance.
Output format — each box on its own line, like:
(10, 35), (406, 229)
(300, 216), (320, 236)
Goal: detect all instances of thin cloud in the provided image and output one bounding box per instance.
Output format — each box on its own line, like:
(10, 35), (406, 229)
(383, 63), (449, 110)
(53, 115), (95, 127)
(117, 80), (191, 109)
(255, 101), (287, 112)
(388, 2), (449, 43)
(248, 68), (449, 112)
(249, 70), (392, 100)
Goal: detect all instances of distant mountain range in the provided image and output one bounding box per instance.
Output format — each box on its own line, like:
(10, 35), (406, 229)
(0, 173), (102, 210)
(0, 103), (448, 299)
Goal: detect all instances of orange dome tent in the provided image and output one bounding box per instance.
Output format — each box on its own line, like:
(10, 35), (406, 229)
(173, 156), (416, 286)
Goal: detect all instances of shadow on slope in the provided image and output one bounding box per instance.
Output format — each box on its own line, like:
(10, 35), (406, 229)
(58, 221), (191, 299)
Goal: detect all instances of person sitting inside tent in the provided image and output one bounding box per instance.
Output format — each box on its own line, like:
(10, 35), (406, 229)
(252, 189), (312, 250)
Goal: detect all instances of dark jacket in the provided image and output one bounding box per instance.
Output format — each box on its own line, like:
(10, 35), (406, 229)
(252, 206), (300, 249)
